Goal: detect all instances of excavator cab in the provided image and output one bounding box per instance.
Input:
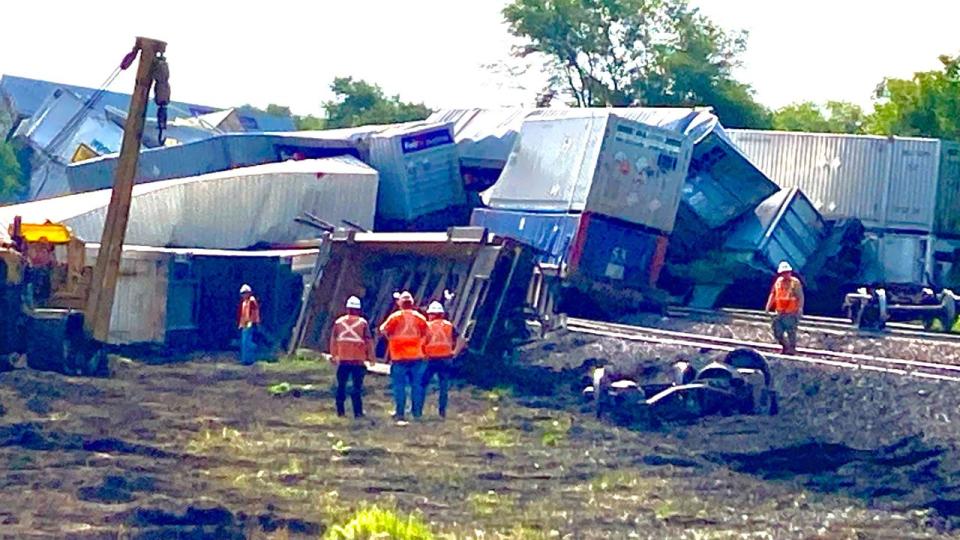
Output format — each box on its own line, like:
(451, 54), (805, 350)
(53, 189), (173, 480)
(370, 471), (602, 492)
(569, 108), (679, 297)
(1, 218), (103, 376)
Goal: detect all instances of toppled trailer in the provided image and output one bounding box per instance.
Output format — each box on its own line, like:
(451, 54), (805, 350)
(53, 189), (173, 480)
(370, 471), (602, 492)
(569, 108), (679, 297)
(290, 227), (539, 362)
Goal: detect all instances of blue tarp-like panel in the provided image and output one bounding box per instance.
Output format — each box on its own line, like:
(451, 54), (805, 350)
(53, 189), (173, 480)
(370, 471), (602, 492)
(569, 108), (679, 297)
(470, 208), (579, 265)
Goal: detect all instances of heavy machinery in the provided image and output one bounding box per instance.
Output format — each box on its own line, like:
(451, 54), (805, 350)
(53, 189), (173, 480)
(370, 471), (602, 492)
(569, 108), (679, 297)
(0, 37), (168, 376)
(585, 348), (778, 424)
(843, 285), (959, 332)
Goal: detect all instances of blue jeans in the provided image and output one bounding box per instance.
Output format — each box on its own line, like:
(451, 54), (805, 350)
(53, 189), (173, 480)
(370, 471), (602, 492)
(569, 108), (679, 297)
(390, 360), (427, 418)
(422, 358), (454, 417)
(240, 327), (255, 365)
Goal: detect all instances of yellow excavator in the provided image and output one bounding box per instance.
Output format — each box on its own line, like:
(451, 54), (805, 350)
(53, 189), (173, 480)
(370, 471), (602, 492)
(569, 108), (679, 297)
(0, 37), (168, 376)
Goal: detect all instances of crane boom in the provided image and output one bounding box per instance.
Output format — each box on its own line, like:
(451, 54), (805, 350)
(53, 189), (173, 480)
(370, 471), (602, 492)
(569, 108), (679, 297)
(85, 37), (167, 342)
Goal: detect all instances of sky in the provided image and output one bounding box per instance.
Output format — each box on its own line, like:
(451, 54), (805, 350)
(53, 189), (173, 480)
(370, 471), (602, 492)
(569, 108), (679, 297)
(0, 1), (958, 116)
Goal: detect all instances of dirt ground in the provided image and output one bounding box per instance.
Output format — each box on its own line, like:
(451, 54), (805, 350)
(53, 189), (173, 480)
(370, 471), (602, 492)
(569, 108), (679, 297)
(0, 342), (955, 539)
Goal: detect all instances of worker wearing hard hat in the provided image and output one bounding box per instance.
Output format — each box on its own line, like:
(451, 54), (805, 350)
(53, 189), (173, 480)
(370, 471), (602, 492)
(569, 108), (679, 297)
(237, 284), (261, 365)
(765, 261), (804, 354)
(379, 291), (428, 421)
(420, 301), (461, 418)
(329, 296), (375, 418)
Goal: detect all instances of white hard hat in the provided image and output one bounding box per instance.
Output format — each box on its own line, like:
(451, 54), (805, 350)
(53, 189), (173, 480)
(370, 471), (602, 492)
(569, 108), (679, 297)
(239, 284), (252, 294)
(394, 291), (414, 304)
(427, 301), (445, 314)
(777, 261), (793, 274)
(346, 296), (362, 309)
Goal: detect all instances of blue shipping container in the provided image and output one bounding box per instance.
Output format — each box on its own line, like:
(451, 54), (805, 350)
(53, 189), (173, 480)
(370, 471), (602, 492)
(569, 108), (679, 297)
(470, 208), (666, 289)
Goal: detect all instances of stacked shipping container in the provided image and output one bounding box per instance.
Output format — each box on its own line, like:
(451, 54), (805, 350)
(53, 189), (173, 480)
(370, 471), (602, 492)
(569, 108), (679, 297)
(727, 130), (960, 285)
(474, 112), (689, 290)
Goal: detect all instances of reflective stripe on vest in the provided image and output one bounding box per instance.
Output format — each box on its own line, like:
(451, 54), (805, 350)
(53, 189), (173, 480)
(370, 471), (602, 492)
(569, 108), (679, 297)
(335, 317), (366, 343)
(333, 315), (368, 362)
(424, 319), (454, 358)
(382, 310), (426, 361)
(773, 277), (799, 314)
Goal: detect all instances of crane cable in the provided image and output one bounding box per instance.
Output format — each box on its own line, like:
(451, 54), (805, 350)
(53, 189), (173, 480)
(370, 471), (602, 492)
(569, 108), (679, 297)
(43, 44), (139, 159)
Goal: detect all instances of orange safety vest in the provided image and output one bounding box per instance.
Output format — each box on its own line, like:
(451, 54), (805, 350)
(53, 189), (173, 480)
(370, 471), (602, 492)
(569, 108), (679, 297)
(379, 309), (427, 361)
(331, 314), (370, 363)
(238, 296), (261, 328)
(772, 276), (800, 314)
(424, 319), (455, 359)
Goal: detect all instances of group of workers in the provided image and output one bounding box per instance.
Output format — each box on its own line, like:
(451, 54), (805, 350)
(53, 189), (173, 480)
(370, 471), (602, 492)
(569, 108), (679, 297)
(329, 290), (460, 422)
(234, 259), (800, 422)
(237, 285), (460, 422)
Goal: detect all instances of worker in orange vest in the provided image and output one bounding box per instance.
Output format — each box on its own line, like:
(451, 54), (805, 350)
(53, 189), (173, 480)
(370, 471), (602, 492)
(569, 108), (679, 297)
(237, 284), (261, 365)
(420, 301), (461, 418)
(329, 296), (375, 418)
(765, 261), (805, 354)
(379, 291), (428, 422)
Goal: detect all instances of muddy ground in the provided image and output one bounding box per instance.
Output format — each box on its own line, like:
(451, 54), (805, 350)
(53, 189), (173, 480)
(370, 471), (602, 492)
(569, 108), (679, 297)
(0, 337), (955, 538)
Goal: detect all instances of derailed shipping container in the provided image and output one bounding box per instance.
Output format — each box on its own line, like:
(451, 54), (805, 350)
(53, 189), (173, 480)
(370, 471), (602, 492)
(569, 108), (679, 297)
(365, 122), (468, 225)
(292, 228), (537, 361)
(470, 208), (667, 291)
(84, 245), (315, 348)
(727, 130), (958, 234)
(724, 188), (827, 273)
(484, 112), (693, 233)
(0, 157), (379, 249)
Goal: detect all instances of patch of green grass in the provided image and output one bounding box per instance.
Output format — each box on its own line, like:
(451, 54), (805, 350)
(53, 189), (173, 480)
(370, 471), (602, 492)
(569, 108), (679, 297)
(536, 415), (572, 447)
(467, 490), (516, 518)
(325, 505), (434, 540)
(266, 381), (320, 397)
(484, 385), (513, 402)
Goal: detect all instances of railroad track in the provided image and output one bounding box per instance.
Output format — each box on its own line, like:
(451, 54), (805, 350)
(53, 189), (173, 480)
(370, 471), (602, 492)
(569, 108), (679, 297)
(668, 306), (960, 345)
(565, 317), (960, 383)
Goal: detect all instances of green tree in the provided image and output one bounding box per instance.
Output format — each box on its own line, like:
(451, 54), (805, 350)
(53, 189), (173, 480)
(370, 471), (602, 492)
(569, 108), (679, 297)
(0, 141), (28, 203)
(502, 0), (770, 128)
(295, 115), (325, 130)
(323, 77), (431, 129)
(864, 54), (960, 140)
(771, 101), (865, 133)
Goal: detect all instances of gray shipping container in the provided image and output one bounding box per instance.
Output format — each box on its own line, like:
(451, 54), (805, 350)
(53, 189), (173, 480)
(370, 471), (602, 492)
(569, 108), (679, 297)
(484, 112), (693, 233)
(934, 141), (960, 237)
(366, 122), (466, 222)
(727, 130), (953, 233)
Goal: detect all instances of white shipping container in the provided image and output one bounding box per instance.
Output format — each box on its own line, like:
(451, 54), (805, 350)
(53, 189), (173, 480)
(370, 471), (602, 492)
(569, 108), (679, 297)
(486, 112), (694, 233)
(727, 130), (942, 232)
(0, 157), (380, 249)
(860, 232), (934, 285)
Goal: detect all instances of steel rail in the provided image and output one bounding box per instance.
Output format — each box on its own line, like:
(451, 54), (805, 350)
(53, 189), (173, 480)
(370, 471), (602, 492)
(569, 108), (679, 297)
(565, 318), (960, 383)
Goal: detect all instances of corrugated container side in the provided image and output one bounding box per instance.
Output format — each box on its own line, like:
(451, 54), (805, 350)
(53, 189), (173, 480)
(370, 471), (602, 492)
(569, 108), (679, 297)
(568, 212), (666, 289)
(469, 208), (579, 265)
(585, 117), (692, 233)
(486, 115), (607, 212)
(860, 232), (933, 285)
(935, 141), (960, 237)
(682, 132), (778, 229)
(487, 114), (692, 232)
(85, 248), (170, 345)
(887, 138), (939, 230)
(368, 123), (465, 222)
(728, 130), (892, 229)
(725, 188), (826, 272)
